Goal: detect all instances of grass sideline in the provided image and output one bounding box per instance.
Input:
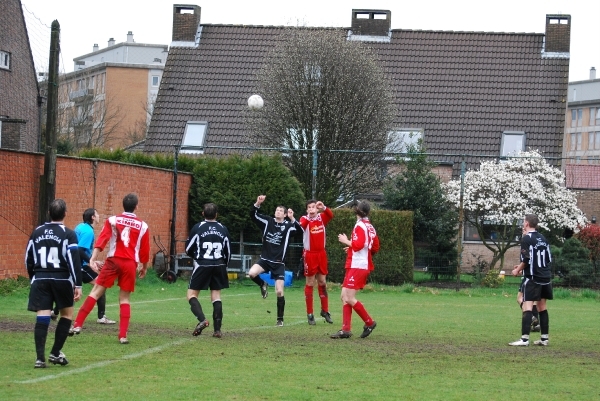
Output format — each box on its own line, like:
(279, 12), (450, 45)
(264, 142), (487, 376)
(1, 274), (600, 400)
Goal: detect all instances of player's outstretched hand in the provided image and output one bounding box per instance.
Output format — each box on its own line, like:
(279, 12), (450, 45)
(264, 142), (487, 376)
(316, 201), (325, 211)
(338, 233), (350, 246)
(287, 208), (295, 220)
(256, 195), (266, 205)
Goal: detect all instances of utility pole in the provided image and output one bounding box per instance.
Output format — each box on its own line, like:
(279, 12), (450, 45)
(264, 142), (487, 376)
(39, 20), (60, 225)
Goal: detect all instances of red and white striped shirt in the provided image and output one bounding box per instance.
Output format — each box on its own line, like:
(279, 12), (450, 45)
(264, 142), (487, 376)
(95, 212), (150, 264)
(345, 218), (379, 271)
(299, 207), (333, 252)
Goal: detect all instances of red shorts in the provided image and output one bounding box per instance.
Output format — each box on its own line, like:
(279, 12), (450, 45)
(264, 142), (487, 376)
(303, 250), (328, 277)
(96, 257), (138, 292)
(342, 268), (370, 290)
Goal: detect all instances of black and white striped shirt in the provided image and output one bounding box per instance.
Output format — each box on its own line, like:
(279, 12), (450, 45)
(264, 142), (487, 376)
(25, 222), (82, 287)
(520, 231), (552, 284)
(251, 205), (302, 264)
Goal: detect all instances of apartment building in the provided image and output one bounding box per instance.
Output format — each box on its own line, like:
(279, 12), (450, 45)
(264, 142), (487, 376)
(564, 67), (600, 164)
(58, 32), (167, 150)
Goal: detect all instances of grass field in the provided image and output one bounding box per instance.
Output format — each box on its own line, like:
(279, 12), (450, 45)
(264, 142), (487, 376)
(1, 274), (600, 401)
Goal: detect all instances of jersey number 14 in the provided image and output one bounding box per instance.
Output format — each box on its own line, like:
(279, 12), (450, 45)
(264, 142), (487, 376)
(38, 247), (60, 269)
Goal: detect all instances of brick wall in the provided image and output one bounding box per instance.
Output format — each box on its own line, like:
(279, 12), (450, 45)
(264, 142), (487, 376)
(0, 149), (192, 279)
(0, 0), (40, 152)
(0, 119), (25, 150)
(572, 189), (600, 221)
(461, 243), (520, 272)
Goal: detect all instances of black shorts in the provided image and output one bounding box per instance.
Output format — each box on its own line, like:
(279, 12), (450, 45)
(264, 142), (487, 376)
(518, 276), (526, 293)
(257, 259), (285, 280)
(28, 279), (75, 312)
(81, 265), (98, 284)
(522, 277), (553, 302)
(188, 263), (229, 291)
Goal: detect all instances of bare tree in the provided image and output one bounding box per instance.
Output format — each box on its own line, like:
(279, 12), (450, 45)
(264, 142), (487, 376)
(54, 71), (124, 152)
(124, 98), (155, 146)
(246, 29), (396, 204)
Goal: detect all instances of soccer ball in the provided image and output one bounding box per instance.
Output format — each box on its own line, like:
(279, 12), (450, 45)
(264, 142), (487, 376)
(248, 94), (264, 110)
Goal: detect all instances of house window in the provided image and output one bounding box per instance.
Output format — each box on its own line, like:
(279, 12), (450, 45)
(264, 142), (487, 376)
(385, 129), (423, 160)
(500, 131), (525, 157)
(571, 109), (583, 127)
(0, 51), (10, 70)
(180, 122), (208, 154)
(570, 132), (582, 151)
(152, 76), (159, 87)
(591, 107), (600, 126)
(593, 132), (600, 150)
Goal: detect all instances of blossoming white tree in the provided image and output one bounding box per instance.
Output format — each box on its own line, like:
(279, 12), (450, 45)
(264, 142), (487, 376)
(445, 150), (586, 270)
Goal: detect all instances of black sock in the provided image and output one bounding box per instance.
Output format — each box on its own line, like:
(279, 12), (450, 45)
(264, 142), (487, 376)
(277, 296), (285, 321)
(34, 316), (51, 361)
(539, 309), (549, 336)
(213, 300), (223, 332)
(51, 317), (72, 357)
(189, 297), (205, 322)
(97, 293), (107, 319)
(532, 304), (539, 320)
(251, 275), (264, 287)
(521, 310), (533, 337)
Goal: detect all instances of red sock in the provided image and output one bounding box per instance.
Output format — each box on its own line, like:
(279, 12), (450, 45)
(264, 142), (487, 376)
(304, 285), (314, 314)
(352, 301), (373, 326)
(318, 285), (328, 312)
(342, 303), (352, 331)
(74, 296), (97, 327)
(119, 303), (131, 339)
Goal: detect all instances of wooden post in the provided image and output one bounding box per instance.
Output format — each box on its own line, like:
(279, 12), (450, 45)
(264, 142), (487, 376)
(39, 20), (60, 225)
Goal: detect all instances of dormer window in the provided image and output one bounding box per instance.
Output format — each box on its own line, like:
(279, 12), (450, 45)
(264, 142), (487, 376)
(181, 121), (208, 154)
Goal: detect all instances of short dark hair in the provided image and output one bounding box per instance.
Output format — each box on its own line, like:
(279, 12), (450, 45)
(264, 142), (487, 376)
(49, 199), (67, 221)
(353, 200), (371, 218)
(306, 199), (317, 207)
(82, 208), (96, 224)
(123, 193), (138, 213)
(203, 203), (218, 220)
(276, 205), (287, 212)
(525, 214), (539, 228)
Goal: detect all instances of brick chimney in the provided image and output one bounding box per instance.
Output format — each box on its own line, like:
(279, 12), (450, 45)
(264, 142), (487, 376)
(351, 9), (391, 36)
(545, 15), (570, 53)
(108, 38), (115, 47)
(591, 67), (597, 80)
(172, 4), (201, 42)
(127, 31), (134, 43)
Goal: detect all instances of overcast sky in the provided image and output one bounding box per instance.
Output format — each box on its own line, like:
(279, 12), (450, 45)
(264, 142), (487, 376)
(22, 0), (599, 82)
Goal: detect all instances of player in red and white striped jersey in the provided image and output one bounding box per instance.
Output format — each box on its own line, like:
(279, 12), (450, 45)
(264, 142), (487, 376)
(331, 200), (380, 339)
(71, 193), (150, 344)
(299, 200), (334, 325)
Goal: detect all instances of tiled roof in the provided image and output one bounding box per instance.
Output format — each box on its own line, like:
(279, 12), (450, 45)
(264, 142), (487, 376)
(146, 24), (568, 171)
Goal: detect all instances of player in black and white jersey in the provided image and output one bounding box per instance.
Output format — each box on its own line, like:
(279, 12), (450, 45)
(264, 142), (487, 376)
(248, 195), (302, 326)
(516, 226), (540, 332)
(25, 199), (82, 368)
(185, 203), (231, 338)
(509, 214), (553, 346)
